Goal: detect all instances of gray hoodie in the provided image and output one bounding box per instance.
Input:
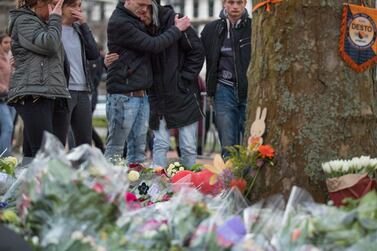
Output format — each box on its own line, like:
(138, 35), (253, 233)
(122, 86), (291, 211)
(7, 7), (70, 103)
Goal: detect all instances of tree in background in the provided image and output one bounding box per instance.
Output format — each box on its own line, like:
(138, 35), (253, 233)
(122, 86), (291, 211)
(247, 0), (377, 201)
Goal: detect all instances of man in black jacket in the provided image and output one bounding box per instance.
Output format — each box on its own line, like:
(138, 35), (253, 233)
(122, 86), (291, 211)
(201, 0), (251, 157)
(147, 1), (204, 168)
(104, 0), (190, 164)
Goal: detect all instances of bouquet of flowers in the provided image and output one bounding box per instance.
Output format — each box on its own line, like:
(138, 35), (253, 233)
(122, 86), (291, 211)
(167, 161), (185, 178)
(322, 156), (377, 206)
(0, 156), (18, 195)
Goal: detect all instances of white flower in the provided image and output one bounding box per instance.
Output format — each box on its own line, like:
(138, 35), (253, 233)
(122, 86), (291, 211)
(128, 170), (140, 182)
(96, 246), (107, 251)
(174, 162), (180, 167)
(31, 236), (39, 245)
(168, 164), (175, 169)
(322, 162), (331, 173)
(179, 167), (184, 171)
(332, 160), (346, 172)
(71, 231), (84, 240)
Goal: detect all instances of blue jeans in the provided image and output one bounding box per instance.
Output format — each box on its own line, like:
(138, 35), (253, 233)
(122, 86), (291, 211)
(214, 83), (246, 157)
(152, 118), (197, 168)
(0, 103), (16, 156)
(104, 94), (149, 164)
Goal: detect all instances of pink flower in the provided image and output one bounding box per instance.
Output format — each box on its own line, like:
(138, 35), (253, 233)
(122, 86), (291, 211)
(162, 194), (171, 201)
(147, 201), (154, 207)
(92, 182), (105, 193)
(125, 192), (137, 203)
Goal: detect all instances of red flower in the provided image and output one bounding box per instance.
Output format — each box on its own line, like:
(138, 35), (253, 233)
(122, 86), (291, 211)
(129, 163), (144, 172)
(258, 145), (275, 158)
(229, 179), (247, 193)
(125, 192), (137, 203)
(162, 194), (171, 201)
(92, 182), (105, 193)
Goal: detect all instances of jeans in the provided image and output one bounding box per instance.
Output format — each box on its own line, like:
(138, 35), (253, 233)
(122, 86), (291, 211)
(104, 94), (149, 164)
(152, 118), (197, 168)
(0, 103), (16, 156)
(214, 83), (247, 157)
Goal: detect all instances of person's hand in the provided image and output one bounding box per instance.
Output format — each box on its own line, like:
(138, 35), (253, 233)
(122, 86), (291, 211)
(0, 85), (8, 93)
(207, 96), (214, 108)
(104, 53), (119, 67)
(71, 9), (86, 24)
(49, 0), (64, 16)
(174, 15), (191, 31)
(9, 56), (15, 68)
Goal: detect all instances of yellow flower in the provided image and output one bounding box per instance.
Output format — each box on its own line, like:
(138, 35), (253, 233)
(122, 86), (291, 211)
(1, 210), (19, 223)
(127, 170), (140, 182)
(4, 156), (17, 167)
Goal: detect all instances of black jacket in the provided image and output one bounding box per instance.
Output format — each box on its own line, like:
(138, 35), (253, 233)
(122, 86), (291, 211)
(201, 10), (251, 100)
(63, 22), (100, 93)
(106, 1), (182, 94)
(149, 6), (205, 130)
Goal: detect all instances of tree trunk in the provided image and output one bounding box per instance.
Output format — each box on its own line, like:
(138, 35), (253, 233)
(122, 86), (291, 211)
(247, 0), (377, 202)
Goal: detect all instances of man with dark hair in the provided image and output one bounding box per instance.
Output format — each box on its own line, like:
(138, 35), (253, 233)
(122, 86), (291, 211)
(104, 0), (191, 164)
(201, 0), (251, 157)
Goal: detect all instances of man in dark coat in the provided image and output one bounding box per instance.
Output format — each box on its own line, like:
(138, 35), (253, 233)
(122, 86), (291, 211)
(104, 0), (191, 164)
(146, 1), (204, 168)
(201, 0), (251, 157)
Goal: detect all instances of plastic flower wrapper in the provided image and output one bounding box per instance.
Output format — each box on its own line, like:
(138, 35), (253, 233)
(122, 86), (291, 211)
(1, 133), (121, 250)
(207, 187), (249, 217)
(189, 188), (248, 250)
(298, 191), (377, 250)
(270, 186), (320, 250)
(119, 187), (211, 250)
(67, 144), (129, 204)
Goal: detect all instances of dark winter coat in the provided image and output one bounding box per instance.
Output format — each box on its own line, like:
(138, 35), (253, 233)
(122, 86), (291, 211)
(149, 6), (205, 130)
(7, 8), (70, 103)
(106, 1), (182, 94)
(201, 9), (251, 100)
(63, 22), (100, 93)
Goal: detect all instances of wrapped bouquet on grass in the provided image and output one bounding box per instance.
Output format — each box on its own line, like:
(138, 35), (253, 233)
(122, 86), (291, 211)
(322, 156), (377, 206)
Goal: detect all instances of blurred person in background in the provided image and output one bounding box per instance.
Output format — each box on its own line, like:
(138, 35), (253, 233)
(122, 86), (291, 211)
(7, 0), (70, 163)
(61, 0), (99, 147)
(201, 0), (251, 157)
(147, 0), (204, 168)
(104, 0), (191, 164)
(0, 32), (16, 156)
(89, 44), (105, 152)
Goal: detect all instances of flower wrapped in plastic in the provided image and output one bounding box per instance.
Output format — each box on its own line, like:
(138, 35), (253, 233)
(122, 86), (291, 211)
(119, 187), (212, 250)
(3, 133), (127, 250)
(190, 188), (248, 250)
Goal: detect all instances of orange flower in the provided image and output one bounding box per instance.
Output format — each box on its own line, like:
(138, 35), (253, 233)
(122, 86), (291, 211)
(258, 145), (275, 158)
(229, 178), (247, 193)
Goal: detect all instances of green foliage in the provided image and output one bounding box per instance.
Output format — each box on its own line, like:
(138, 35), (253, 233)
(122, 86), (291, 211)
(0, 156), (18, 176)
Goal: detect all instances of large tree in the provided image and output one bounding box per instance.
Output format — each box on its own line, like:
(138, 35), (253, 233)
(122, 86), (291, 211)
(247, 0), (377, 201)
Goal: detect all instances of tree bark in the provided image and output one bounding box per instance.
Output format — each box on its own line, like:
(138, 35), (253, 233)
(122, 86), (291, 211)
(247, 0), (377, 202)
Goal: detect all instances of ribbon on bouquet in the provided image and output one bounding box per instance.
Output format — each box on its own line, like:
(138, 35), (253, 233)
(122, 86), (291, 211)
(252, 0), (283, 12)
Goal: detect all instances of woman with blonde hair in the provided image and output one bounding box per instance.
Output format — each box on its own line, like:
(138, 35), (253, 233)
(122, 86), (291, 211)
(7, 0), (70, 163)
